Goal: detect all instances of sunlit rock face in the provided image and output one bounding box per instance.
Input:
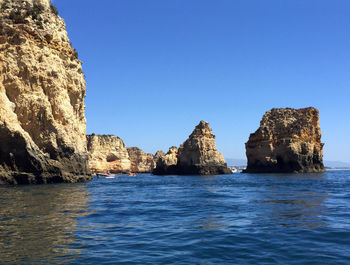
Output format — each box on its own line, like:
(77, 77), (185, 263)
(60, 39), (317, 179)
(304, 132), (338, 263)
(127, 147), (155, 173)
(0, 0), (91, 184)
(87, 135), (131, 174)
(244, 107), (325, 173)
(177, 121), (231, 175)
(153, 121), (231, 175)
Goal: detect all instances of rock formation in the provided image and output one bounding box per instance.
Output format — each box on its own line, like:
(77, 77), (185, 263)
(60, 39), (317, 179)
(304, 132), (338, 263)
(244, 107), (325, 173)
(177, 121), (231, 175)
(0, 0), (91, 184)
(153, 121), (231, 175)
(127, 147), (155, 173)
(87, 135), (157, 174)
(152, 147), (178, 175)
(87, 134), (131, 173)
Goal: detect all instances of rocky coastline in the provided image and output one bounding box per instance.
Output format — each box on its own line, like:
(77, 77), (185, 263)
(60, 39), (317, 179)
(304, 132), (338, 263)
(87, 134), (131, 174)
(0, 0), (90, 184)
(87, 134), (155, 174)
(0, 1), (328, 185)
(127, 147), (155, 173)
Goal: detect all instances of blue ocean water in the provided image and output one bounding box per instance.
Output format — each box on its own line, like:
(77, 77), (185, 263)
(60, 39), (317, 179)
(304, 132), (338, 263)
(1, 170), (350, 264)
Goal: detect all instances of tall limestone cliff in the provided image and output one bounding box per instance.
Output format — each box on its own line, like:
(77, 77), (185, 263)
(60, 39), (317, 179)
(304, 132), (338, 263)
(244, 107), (325, 173)
(127, 147), (155, 173)
(87, 135), (131, 173)
(153, 121), (231, 175)
(0, 0), (91, 184)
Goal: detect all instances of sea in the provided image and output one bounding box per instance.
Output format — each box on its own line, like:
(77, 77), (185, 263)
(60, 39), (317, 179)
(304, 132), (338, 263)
(1, 170), (350, 264)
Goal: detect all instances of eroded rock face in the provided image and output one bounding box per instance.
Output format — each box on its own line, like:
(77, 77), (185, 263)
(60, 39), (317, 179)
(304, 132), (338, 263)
(153, 121), (231, 175)
(127, 147), (155, 173)
(0, 0), (91, 184)
(177, 121), (231, 175)
(244, 107), (325, 173)
(152, 146), (178, 175)
(87, 135), (131, 173)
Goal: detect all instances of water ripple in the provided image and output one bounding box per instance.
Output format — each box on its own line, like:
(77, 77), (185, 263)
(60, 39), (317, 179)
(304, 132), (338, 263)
(1, 171), (350, 264)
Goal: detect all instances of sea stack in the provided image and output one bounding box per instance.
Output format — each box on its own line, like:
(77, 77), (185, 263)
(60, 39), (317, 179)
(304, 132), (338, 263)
(127, 147), (155, 173)
(244, 107), (325, 173)
(153, 121), (231, 175)
(0, 0), (91, 184)
(177, 121), (231, 175)
(87, 135), (131, 174)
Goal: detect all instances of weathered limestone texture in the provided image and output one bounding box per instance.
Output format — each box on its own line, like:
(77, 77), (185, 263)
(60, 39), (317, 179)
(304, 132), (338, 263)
(87, 135), (131, 174)
(0, 0), (91, 184)
(127, 147), (155, 173)
(152, 147), (178, 175)
(177, 121), (231, 175)
(244, 107), (325, 173)
(153, 121), (231, 175)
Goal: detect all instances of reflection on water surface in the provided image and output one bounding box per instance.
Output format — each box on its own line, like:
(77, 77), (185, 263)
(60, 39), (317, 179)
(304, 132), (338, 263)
(0, 171), (349, 264)
(0, 184), (89, 264)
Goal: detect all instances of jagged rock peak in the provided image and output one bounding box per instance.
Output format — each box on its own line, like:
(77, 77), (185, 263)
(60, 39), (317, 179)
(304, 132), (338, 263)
(152, 146), (178, 175)
(0, 0), (90, 184)
(177, 121), (231, 174)
(244, 107), (325, 173)
(189, 120), (215, 138)
(154, 150), (165, 158)
(153, 121), (231, 175)
(167, 146), (178, 154)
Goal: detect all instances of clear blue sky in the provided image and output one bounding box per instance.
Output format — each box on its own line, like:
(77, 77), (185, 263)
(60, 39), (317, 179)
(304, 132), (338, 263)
(54, 0), (350, 162)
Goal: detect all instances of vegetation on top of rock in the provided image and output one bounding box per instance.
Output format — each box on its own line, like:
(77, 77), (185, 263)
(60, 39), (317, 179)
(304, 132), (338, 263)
(50, 2), (58, 15)
(0, 0), (90, 185)
(2, 1), (58, 27)
(72, 47), (79, 59)
(27, 3), (45, 20)
(9, 9), (26, 24)
(5, 2), (44, 24)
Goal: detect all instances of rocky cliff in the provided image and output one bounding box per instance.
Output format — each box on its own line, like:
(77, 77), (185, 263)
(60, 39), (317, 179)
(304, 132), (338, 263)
(87, 134), (131, 173)
(153, 121), (231, 175)
(177, 121), (231, 175)
(244, 107), (325, 173)
(152, 146), (178, 175)
(0, 0), (91, 184)
(127, 147), (155, 173)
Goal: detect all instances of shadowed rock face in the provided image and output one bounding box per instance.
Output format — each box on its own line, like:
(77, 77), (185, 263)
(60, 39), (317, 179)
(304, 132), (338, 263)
(153, 121), (231, 175)
(244, 107), (325, 173)
(152, 147), (178, 175)
(127, 147), (155, 173)
(0, 0), (91, 184)
(87, 135), (131, 173)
